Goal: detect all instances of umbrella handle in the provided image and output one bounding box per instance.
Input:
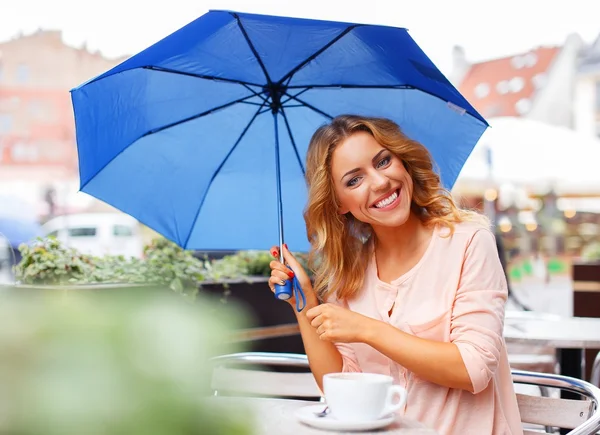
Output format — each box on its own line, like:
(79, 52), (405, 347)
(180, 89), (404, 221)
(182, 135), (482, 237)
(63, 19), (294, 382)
(275, 280), (293, 300)
(275, 276), (306, 312)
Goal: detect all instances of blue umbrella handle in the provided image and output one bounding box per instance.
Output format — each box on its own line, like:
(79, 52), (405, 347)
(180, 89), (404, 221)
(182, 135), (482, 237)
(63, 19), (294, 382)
(275, 276), (306, 312)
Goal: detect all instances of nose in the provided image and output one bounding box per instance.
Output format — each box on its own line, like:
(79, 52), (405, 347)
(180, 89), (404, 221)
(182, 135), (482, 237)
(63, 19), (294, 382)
(370, 170), (390, 192)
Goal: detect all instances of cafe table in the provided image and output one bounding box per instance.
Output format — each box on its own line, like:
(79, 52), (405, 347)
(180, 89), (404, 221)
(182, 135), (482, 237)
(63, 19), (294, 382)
(503, 314), (600, 382)
(207, 396), (439, 434)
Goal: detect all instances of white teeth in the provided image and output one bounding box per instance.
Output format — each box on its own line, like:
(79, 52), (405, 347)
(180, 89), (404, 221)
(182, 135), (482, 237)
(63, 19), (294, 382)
(375, 191), (398, 208)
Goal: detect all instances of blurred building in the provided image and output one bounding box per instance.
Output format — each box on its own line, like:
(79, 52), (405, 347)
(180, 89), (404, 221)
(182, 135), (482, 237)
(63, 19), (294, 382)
(0, 30), (125, 216)
(451, 33), (583, 128)
(574, 34), (600, 138)
(450, 34), (600, 258)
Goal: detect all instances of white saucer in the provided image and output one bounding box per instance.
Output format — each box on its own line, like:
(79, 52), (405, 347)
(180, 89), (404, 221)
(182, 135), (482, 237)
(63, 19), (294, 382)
(295, 405), (395, 432)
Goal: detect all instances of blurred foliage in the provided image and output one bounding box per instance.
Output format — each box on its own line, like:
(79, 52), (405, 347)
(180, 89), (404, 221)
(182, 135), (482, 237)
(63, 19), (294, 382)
(0, 288), (252, 435)
(211, 250), (310, 278)
(14, 237), (310, 293)
(14, 237), (207, 297)
(582, 242), (600, 262)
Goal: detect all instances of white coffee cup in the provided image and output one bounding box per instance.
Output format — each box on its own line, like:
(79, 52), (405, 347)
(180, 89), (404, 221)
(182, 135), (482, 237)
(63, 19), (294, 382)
(323, 373), (407, 422)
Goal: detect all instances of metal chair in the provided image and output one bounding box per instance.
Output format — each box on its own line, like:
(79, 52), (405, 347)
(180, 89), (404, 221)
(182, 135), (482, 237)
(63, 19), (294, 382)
(512, 369), (600, 434)
(210, 352), (322, 399)
(210, 353), (600, 433)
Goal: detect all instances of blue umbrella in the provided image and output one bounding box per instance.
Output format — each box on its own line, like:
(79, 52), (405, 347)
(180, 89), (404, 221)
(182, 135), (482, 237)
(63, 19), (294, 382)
(71, 10), (487, 302)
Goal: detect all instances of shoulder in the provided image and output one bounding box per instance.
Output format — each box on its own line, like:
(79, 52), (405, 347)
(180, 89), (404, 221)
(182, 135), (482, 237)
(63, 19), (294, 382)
(436, 220), (498, 255)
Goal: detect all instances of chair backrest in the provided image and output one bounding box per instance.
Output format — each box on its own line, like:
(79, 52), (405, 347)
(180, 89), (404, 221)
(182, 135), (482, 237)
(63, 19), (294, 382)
(512, 369), (600, 435)
(210, 352), (322, 399)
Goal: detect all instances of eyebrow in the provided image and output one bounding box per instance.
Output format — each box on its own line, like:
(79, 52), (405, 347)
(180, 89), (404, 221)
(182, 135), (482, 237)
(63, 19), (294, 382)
(340, 149), (388, 182)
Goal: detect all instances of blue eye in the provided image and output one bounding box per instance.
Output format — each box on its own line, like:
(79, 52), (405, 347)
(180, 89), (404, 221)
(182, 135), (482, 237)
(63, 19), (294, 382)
(377, 156), (391, 168)
(347, 177), (360, 187)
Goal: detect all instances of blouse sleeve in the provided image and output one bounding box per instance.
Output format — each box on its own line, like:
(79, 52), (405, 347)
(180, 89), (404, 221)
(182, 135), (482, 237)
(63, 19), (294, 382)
(450, 228), (508, 394)
(326, 295), (362, 373)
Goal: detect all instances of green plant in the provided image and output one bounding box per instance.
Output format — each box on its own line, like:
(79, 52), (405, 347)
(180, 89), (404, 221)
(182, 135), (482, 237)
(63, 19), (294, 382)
(14, 237), (210, 297)
(14, 238), (311, 299)
(582, 242), (600, 262)
(14, 237), (98, 285)
(210, 250), (311, 278)
(0, 289), (252, 435)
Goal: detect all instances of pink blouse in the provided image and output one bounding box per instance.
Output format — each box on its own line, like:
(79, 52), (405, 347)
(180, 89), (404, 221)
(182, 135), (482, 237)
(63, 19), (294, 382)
(330, 221), (523, 435)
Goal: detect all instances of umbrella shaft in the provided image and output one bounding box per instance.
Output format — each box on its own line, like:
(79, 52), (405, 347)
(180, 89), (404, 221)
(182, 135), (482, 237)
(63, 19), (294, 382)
(273, 112), (285, 263)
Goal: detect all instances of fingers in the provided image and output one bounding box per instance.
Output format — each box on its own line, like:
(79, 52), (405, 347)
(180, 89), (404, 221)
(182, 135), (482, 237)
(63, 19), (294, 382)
(306, 304), (323, 321)
(315, 320), (331, 340)
(270, 244), (300, 270)
(268, 275), (288, 292)
(269, 260), (295, 278)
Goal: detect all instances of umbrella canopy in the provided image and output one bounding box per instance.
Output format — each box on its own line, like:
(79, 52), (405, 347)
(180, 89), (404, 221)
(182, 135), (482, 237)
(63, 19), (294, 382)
(71, 10), (487, 252)
(455, 116), (600, 195)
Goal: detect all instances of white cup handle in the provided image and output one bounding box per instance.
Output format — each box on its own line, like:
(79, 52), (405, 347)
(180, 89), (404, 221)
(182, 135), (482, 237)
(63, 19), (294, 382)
(378, 385), (407, 418)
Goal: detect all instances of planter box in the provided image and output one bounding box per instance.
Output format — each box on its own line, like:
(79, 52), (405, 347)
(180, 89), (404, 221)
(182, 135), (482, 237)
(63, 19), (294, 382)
(571, 261), (600, 381)
(0, 279), (305, 356)
(199, 277), (304, 355)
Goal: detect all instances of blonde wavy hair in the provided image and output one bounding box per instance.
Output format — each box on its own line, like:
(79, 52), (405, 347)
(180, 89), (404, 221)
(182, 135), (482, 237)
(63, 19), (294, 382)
(304, 115), (486, 301)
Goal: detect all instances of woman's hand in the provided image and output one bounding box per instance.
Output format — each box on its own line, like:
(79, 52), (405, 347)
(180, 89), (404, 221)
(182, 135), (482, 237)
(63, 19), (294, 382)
(268, 244), (318, 308)
(306, 303), (375, 343)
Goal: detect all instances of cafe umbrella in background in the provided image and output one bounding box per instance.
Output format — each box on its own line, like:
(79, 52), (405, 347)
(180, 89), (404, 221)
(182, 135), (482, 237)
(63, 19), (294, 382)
(0, 196), (42, 282)
(71, 10), (488, 302)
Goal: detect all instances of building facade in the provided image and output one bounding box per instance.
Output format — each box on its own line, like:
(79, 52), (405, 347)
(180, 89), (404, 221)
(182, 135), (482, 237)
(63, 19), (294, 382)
(0, 30), (125, 213)
(452, 33), (583, 128)
(574, 35), (600, 138)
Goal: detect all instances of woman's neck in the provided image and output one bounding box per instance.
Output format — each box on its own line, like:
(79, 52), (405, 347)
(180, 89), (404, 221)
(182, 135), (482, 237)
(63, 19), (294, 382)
(371, 211), (432, 260)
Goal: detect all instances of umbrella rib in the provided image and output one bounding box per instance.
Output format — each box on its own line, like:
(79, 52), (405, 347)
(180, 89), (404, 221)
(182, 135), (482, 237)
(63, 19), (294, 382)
(231, 12), (273, 84)
(79, 93), (259, 194)
(284, 84), (485, 123)
(242, 84), (270, 104)
(277, 25), (360, 85)
(144, 94), (257, 136)
(280, 107), (305, 175)
(183, 102), (267, 248)
(143, 66), (262, 87)
(280, 87), (311, 105)
(286, 84), (414, 89)
(241, 101), (268, 106)
(283, 92), (334, 120)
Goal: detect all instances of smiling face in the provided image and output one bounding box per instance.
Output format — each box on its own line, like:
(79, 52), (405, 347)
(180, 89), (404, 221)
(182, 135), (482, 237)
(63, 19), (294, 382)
(331, 131), (414, 230)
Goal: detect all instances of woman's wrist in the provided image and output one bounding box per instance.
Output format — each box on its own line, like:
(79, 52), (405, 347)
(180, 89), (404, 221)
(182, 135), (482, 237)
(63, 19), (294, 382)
(358, 316), (385, 344)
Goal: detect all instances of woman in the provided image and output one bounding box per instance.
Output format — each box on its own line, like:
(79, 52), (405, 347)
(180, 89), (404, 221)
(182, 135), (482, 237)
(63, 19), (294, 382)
(268, 115), (522, 435)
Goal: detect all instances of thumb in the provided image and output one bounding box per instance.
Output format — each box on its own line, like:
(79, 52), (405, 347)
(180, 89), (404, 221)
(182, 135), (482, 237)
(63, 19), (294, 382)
(281, 243), (301, 270)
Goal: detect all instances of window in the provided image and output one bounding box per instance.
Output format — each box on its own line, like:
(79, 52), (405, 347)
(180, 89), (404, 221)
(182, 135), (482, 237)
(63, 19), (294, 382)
(0, 114), (12, 133)
(113, 225), (133, 237)
(474, 83), (490, 98)
(28, 99), (44, 117)
(68, 227), (97, 237)
(496, 80), (510, 94)
(524, 52), (538, 67)
(509, 77), (524, 93)
(511, 56), (525, 69)
(16, 63), (29, 83)
(532, 73), (547, 89)
(515, 98), (532, 115)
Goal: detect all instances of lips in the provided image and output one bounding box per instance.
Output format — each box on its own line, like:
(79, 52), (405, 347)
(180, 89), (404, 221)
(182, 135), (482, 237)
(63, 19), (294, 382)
(371, 188), (400, 208)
